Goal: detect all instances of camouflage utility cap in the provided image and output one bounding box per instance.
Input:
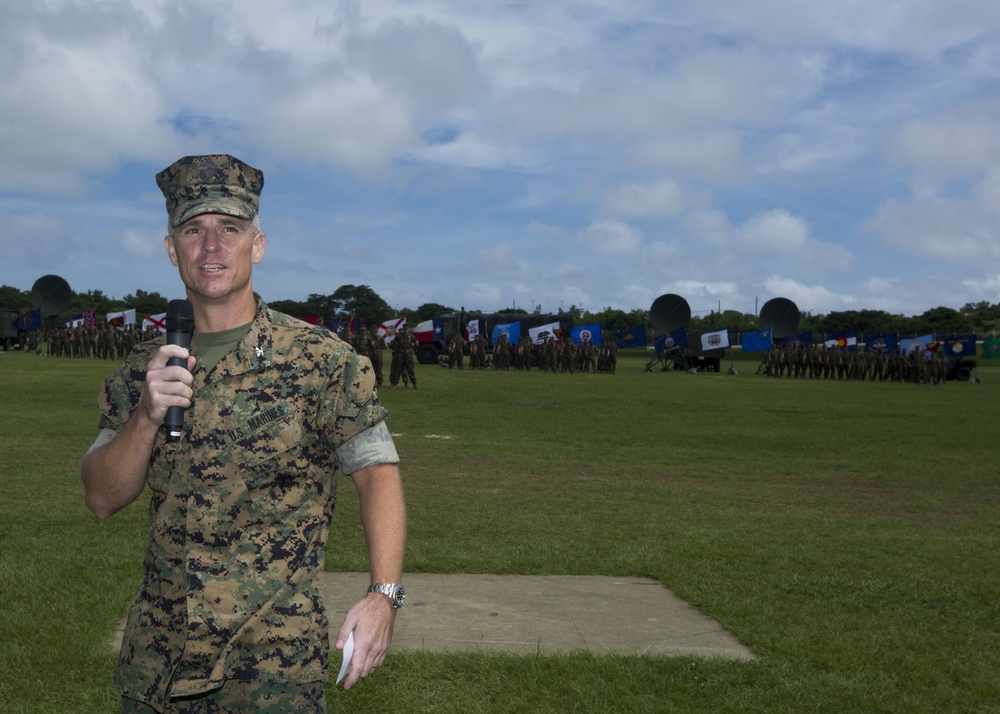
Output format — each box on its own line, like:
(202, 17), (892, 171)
(157, 154), (264, 228)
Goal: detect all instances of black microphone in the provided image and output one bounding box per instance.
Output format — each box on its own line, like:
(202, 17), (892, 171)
(164, 299), (195, 442)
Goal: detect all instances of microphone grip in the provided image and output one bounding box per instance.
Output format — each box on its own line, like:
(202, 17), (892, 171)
(164, 332), (192, 442)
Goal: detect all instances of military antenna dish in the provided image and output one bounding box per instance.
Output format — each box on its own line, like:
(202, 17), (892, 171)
(649, 293), (691, 334)
(30, 275), (72, 317)
(758, 297), (800, 340)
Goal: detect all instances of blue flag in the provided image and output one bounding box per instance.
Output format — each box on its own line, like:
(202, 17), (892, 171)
(491, 321), (521, 345)
(615, 324), (646, 348)
(781, 330), (813, 348)
(655, 328), (687, 355)
(13, 308), (41, 331)
(570, 323), (602, 346)
(740, 327), (773, 352)
(900, 334), (933, 356)
(865, 334), (898, 354)
(669, 327), (688, 350)
(943, 334), (976, 358)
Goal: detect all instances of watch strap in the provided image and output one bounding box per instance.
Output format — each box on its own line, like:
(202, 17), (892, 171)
(368, 582), (405, 609)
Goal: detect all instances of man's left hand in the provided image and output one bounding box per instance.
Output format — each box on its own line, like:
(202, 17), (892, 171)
(334, 593), (397, 690)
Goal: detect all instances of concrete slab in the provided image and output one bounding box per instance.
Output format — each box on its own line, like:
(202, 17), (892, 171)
(112, 573), (757, 661)
(327, 573), (757, 660)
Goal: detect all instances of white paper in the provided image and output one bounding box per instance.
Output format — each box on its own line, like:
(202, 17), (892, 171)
(335, 631), (355, 686)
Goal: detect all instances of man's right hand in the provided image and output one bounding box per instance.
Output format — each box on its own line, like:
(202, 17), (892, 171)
(81, 344), (196, 519)
(139, 344), (196, 426)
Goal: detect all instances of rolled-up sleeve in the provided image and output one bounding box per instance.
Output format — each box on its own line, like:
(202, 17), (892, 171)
(334, 421), (399, 474)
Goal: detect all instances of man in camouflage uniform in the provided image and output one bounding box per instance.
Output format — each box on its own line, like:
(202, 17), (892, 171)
(81, 155), (407, 713)
(542, 335), (558, 373)
(367, 329), (385, 388)
(578, 335), (595, 373)
(448, 332), (465, 370)
(389, 327), (417, 388)
(493, 332), (511, 370)
(353, 326), (370, 361)
(515, 334), (531, 371)
(388, 330), (405, 388)
(472, 333), (488, 370)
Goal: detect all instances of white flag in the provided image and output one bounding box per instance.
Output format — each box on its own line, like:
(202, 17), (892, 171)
(107, 308), (136, 330)
(700, 328), (730, 352)
(529, 322), (561, 345)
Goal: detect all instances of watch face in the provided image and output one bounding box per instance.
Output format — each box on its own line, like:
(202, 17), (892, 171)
(393, 585), (406, 608)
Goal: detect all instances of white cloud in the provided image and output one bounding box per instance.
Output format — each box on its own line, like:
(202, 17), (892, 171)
(1, 212), (74, 267)
(884, 99), (1000, 180)
(617, 283), (659, 311)
(643, 240), (683, 265)
(667, 279), (741, 303)
(961, 273), (1000, 297)
(856, 272), (1000, 315)
(260, 74), (417, 176)
(471, 241), (530, 276)
(679, 209), (733, 248)
(121, 229), (162, 260)
(762, 275), (857, 314)
(459, 282), (503, 308)
(577, 221), (643, 255)
(688, 0), (1000, 58)
(0, 28), (174, 193)
(636, 128), (746, 180)
(603, 180), (708, 218)
(412, 131), (534, 171)
(736, 209), (810, 252)
(867, 180), (1000, 266)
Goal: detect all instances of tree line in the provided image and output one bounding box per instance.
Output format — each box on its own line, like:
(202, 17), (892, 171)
(2, 284), (998, 338)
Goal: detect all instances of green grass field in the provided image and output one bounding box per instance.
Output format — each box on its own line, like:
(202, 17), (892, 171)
(1, 348), (998, 713)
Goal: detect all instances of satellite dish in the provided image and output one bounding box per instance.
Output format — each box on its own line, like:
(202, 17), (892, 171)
(30, 275), (72, 316)
(649, 294), (691, 334)
(759, 297), (800, 340)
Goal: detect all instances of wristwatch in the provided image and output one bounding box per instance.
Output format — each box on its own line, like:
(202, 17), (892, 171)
(368, 582), (406, 609)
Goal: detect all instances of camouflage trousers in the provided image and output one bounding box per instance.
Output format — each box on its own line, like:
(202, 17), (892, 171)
(121, 679), (326, 713)
(390, 355), (416, 386)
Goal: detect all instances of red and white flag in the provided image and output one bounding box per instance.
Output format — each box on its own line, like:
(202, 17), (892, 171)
(143, 312), (167, 333)
(107, 308), (137, 330)
(378, 316), (406, 344)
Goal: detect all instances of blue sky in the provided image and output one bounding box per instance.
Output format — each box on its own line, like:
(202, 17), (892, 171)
(2, 0), (1000, 318)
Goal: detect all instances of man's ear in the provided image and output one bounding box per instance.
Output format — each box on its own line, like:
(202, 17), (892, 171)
(252, 232), (266, 264)
(164, 235), (178, 266)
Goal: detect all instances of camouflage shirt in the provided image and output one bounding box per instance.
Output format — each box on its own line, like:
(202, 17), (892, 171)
(99, 298), (389, 710)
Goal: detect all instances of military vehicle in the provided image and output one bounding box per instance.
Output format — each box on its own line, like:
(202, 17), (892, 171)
(0, 310), (24, 350)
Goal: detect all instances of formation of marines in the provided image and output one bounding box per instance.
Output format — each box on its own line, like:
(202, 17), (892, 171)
(46, 323), (158, 360)
(45, 320), (624, 381)
(343, 327), (619, 378)
(45, 319), (959, 389)
(463, 333), (618, 374)
(763, 343), (953, 385)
